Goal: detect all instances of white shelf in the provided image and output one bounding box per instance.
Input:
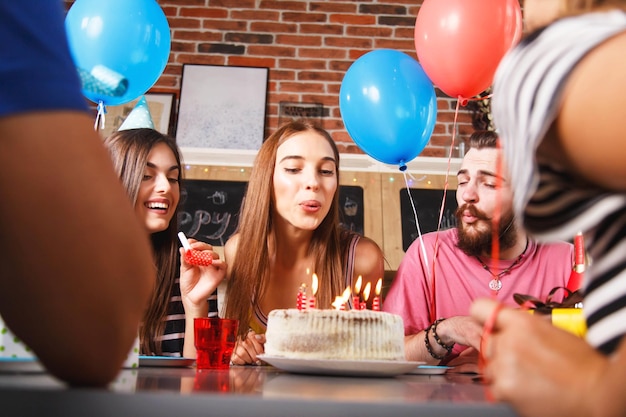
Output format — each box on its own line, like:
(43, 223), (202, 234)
(181, 147), (461, 176)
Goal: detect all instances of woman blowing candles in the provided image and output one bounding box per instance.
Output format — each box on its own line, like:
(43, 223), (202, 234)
(471, 1), (626, 416)
(103, 128), (226, 358)
(224, 120), (385, 365)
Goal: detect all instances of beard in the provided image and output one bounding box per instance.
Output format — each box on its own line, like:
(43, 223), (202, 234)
(455, 204), (517, 257)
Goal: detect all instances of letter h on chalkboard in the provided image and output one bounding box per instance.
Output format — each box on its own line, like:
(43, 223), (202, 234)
(400, 188), (458, 252)
(178, 179), (365, 247)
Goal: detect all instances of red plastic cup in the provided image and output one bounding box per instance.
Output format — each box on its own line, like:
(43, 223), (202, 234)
(194, 318), (239, 370)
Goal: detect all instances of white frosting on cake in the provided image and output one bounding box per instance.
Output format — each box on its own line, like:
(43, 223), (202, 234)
(264, 309), (405, 361)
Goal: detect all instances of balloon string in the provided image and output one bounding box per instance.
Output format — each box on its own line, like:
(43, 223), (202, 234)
(94, 100), (107, 131)
(402, 170), (431, 281)
(424, 98), (461, 321)
(417, 94), (495, 322)
(435, 98), (462, 234)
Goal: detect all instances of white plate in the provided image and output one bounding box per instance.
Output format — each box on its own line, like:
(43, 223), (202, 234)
(138, 356), (195, 368)
(0, 358), (45, 373)
(407, 365), (452, 375)
(257, 354), (423, 377)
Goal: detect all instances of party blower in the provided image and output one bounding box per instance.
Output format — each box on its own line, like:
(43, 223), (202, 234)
(178, 232), (213, 266)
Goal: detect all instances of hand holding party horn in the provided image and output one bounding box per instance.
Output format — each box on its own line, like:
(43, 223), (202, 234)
(178, 232), (213, 266)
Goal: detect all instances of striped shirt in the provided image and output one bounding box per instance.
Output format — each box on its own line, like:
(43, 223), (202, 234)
(492, 10), (626, 354)
(159, 278), (218, 356)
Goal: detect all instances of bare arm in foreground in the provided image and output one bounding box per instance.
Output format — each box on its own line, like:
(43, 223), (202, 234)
(0, 112), (155, 386)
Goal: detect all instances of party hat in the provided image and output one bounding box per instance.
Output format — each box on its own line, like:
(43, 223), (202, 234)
(118, 96), (155, 130)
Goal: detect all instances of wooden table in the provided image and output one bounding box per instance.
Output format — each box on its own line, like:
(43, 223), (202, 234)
(0, 365), (517, 416)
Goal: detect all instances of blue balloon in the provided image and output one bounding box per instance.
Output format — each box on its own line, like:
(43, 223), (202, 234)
(340, 50), (437, 167)
(65, 0), (171, 106)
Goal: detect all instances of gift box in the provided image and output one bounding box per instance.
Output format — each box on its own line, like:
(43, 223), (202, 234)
(110, 369), (138, 392)
(514, 287), (587, 337)
(545, 308), (586, 337)
(0, 317), (35, 359)
(1, 315), (139, 368)
(124, 336), (140, 369)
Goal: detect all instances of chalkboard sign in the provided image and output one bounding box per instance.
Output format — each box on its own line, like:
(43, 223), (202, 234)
(178, 179), (247, 247)
(178, 179), (365, 246)
(400, 188), (457, 252)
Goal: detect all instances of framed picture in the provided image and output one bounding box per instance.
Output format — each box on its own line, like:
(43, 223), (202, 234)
(97, 92), (176, 138)
(176, 64), (269, 150)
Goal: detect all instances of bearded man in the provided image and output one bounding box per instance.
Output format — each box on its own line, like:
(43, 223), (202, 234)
(383, 130), (573, 370)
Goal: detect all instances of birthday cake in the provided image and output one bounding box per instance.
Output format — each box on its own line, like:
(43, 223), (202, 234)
(264, 309), (405, 361)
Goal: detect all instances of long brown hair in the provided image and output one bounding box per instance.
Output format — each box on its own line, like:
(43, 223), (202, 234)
(224, 120), (355, 338)
(103, 128), (182, 355)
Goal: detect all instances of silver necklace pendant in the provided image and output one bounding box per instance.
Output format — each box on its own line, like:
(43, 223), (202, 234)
(489, 278), (502, 292)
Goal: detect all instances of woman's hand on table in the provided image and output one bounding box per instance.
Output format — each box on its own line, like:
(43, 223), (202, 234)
(231, 330), (266, 365)
(470, 298), (612, 417)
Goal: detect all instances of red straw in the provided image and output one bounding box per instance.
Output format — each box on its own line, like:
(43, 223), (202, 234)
(478, 301), (504, 403)
(478, 302), (503, 373)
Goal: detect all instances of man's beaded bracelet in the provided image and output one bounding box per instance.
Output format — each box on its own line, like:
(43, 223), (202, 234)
(424, 323), (447, 360)
(431, 318), (455, 354)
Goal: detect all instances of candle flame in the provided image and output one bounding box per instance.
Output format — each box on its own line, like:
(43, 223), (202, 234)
(332, 287), (351, 310)
(331, 296), (344, 310)
(306, 267), (311, 275)
(341, 286), (351, 300)
(354, 275), (362, 294)
(311, 273), (318, 296)
(363, 282), (371, 302)
(375, 278), (382, 295)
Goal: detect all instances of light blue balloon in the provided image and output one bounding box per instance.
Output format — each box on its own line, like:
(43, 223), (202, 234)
(65, 0), (171, 106)
(340, 50), (437, 168)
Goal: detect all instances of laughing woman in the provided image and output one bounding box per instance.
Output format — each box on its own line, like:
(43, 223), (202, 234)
(104, 128), (226, 358)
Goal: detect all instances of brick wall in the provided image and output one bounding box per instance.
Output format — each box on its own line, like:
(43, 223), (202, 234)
(65, 0), (484, 157)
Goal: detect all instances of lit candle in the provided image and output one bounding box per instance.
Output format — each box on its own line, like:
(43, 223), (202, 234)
(352, 275), (362, 310)
(296, 283), (307, 311)
(372, 278), (382, 311)
(332, 296), (345, 311)
(296, 285), (303, 310)
(301, 285), (308, 311)
(360, 282), (371, 310)
(308, 274), (318, 309)
(332, 287), (351, 310)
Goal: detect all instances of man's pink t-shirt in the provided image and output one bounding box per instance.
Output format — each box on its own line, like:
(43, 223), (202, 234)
(383, 228), (574, 354)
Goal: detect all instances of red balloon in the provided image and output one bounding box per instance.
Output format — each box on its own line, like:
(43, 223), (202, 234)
(414, 0), (522, 101)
